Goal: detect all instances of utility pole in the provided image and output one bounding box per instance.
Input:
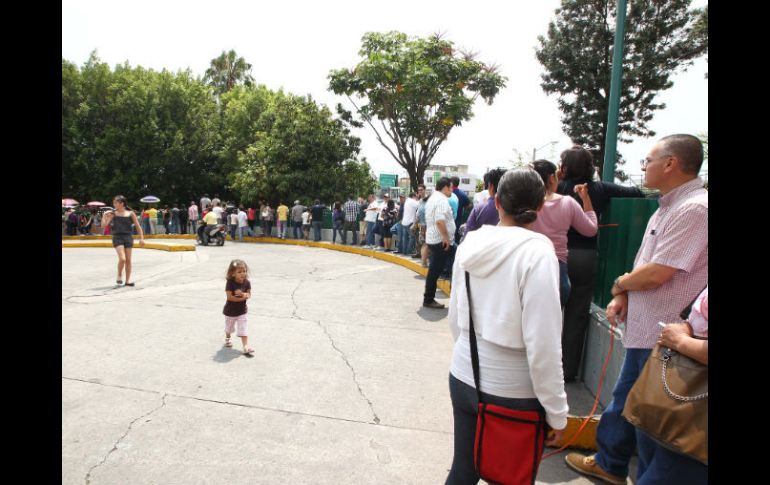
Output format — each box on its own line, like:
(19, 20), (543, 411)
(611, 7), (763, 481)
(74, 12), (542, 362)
(601, 0), (628, 182)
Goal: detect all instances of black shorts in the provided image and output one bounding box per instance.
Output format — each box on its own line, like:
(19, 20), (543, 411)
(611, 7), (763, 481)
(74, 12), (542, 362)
(112, 234), (134, 248)
(382, 224), (393, 236)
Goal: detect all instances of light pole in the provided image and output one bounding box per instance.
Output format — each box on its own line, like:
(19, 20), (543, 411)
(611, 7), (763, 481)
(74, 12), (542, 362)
(532, 141), (557, 162)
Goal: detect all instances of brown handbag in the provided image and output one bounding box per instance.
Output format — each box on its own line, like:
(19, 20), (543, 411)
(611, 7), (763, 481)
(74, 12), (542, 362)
(622, 342), (708, 464)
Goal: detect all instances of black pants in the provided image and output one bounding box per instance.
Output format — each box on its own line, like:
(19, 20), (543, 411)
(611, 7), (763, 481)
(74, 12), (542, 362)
(423, 243), (452, 303)
(446, 374), (544, 485)
(561, 248), (598, 380)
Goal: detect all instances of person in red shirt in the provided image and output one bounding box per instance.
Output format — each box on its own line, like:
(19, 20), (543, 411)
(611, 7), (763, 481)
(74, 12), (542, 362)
(247, 206), (256, 232)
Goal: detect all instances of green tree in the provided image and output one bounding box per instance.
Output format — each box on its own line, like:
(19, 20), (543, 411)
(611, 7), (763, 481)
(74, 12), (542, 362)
(328, 31), (507, 191)
(204, 49), (255, 95)
(62, 53), (222, 205)
(535, 0), (708, 179)
(230, 90), (377, 205)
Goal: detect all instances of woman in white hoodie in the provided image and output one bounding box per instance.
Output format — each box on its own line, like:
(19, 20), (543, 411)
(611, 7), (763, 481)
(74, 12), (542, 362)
(445, 168), (568, 484)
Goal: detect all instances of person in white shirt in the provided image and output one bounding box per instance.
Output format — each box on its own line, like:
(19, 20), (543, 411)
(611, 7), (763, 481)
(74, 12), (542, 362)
(364, 194), (380, 247)
(398, 192), (420, 254)
(422, 177), (456, 309)
(228, 210), (238, 240)
(237, 207), (255, 240)
(445, 168), (567, 483)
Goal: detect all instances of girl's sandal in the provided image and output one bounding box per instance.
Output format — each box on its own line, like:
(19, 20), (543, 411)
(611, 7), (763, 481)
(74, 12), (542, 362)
(224, 339), (232, 348)
(243, 347), (255, 357)
(125, 282), (135, 287)
(116, 280), (123, 285)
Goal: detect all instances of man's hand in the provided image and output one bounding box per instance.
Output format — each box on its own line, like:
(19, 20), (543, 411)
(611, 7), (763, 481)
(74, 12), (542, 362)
(442, 238), (450, 250)
(606, 293), (628, 326)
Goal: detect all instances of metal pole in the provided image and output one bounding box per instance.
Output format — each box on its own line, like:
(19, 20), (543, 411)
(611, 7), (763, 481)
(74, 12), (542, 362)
(601, 0), (628, 182)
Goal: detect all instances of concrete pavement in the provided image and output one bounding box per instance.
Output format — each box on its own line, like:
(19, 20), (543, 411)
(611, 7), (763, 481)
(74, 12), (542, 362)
(62, 241), (635, 484)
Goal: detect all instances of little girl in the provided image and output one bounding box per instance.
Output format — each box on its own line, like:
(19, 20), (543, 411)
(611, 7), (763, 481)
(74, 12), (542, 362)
(223, 259), (254, 356)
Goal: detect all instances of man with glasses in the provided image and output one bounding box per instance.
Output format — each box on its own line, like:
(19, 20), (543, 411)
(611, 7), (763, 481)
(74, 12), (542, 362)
(566, 134), (708, 485)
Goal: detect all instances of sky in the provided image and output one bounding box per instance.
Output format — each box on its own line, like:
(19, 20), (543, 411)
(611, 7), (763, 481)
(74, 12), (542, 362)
(62, 0), (708, 183)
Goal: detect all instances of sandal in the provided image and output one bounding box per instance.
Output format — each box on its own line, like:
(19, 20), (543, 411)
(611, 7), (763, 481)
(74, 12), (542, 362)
(243, 347), (255, 357)
(116, 280), (123, 285)
(224, 338), (232, 348)
(124, 282), (135, 287)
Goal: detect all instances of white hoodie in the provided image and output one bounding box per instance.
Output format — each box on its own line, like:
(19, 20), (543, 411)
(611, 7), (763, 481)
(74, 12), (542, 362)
(448, 224), (568, 429)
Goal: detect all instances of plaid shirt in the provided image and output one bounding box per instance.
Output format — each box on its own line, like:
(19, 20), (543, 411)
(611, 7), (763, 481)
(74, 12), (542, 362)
(624, 178), (708, 349)
(344, 200), (360, 222)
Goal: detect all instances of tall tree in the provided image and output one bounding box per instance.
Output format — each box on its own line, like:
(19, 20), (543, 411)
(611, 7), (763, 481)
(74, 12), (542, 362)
(328, 31), (507, 191)
(204, 49), (255, 94)
(536, 0), (708, 179)
(230, 90), (377, 205)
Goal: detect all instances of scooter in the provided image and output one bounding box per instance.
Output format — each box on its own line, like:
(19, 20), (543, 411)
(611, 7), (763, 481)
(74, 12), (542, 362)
(197, 222), (227, 246)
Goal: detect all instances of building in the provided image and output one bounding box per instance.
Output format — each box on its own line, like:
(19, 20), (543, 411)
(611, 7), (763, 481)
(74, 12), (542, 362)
(423, 164), (477, 196)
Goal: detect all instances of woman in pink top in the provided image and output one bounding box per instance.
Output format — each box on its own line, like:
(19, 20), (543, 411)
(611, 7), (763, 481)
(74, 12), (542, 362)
(530, 160), (597, 306)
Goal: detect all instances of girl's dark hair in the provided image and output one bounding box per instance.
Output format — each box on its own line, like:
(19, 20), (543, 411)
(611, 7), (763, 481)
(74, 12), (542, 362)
(560, 146), (596, 181)
(334, 201), (342, 211)
(113, 195), (131, 211)
(496, 169), (545, 225)
(387, 199), (395, 209)
(531, 160), (557, 188)
(226, 259), (249, 280)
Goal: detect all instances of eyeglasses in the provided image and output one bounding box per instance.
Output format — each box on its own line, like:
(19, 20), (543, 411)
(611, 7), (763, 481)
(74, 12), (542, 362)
(640, 155), (671, 168)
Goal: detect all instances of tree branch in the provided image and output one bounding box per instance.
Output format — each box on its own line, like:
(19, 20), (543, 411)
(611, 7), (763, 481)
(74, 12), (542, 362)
(346, 95), (405, 168)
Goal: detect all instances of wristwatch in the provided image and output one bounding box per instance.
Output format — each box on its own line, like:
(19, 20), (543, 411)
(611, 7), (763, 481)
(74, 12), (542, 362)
(613, 276), (625, 292)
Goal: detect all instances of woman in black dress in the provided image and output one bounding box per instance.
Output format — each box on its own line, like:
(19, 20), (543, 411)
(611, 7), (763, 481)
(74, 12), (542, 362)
(102, 195), (145, 286)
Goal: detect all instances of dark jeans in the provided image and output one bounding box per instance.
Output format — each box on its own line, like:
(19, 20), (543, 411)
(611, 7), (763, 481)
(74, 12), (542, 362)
(398, 222), (412, 253)
(636, 430), (707, 484)
(374, 220), (384, 246)
(561, 248), (598, 380)
(312, 221), (323, 241)
(332, 221), (344, 243)
(446, 374), (544, 485)
(595, 348), (654, 479)
(558, 260), (571, 307)
(292, 221), (303, 239)
(423, 243), (452, 303)
(229, 224), (238, 240)
(343, 220), (358, 244)
(261, 220), (272, 237)
(366, 221), (376, 246)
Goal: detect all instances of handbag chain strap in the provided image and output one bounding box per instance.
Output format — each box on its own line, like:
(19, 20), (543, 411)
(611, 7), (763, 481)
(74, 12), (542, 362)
(465, 271), (484, 404)
(661, 348), (708, 401)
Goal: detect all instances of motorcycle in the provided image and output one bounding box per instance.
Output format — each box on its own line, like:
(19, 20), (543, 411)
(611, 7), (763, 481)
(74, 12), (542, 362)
(197, 222), (227, 246)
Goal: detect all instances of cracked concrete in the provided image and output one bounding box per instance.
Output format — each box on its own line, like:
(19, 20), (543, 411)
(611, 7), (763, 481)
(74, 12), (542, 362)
(63, 241), (607, 484)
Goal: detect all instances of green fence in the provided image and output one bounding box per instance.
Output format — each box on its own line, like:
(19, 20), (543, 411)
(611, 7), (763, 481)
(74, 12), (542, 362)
(593, 197), (659, 308)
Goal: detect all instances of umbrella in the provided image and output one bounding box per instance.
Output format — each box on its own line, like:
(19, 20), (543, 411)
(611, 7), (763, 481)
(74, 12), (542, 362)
(62, 198), (79, 207)
(140, 195), (160, 203)
(86, 201), (105, 207)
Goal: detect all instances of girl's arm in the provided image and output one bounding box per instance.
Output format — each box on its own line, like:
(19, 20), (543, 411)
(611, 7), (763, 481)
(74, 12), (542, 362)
(569, 196), (598, 237)
(130, 211), (146, 245)
(225, 290), (247, 302)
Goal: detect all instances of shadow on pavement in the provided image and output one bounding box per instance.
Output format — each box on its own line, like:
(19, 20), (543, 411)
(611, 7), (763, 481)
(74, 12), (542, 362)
(212, 346), (245, 363)
(417, 306), (448, 321)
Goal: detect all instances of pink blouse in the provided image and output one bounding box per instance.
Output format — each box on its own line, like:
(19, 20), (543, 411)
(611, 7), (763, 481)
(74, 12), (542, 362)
(530, 196), (597, 262)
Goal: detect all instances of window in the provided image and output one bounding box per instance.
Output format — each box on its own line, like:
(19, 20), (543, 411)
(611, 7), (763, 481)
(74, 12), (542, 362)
(461, 178), (470, 185)
(427, 177), (433, 183)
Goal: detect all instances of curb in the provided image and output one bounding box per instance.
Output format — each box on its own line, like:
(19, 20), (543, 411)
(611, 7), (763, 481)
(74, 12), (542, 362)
(61, 241), (195, 252)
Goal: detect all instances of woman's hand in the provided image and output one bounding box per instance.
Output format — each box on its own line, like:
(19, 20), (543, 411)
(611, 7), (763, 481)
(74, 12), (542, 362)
(544, 428), (565, 447)
(139, 239), (145, 247)
(658, 322), (693, 351)
(574, 183), (589, 200)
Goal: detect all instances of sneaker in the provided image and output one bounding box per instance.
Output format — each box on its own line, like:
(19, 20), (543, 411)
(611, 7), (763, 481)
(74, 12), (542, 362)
(422, 300), (445, 309)
(564, 454), (626, 485)
(410, 254), (420, 259)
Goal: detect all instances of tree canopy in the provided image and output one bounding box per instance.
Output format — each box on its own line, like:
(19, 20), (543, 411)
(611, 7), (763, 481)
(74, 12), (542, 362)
(62, 52), (376, 207)
(203, 49), (255, 94)
(535, 0), (708, 179)
(329, 31), (507, 191)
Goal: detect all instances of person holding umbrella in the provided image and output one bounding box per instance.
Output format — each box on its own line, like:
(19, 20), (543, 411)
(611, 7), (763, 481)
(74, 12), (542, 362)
(102, 195), (145, 286)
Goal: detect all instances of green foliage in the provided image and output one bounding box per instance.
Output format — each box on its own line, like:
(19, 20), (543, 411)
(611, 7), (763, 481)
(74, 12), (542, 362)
(203, 49), (255, 95)
(229, 90), (377, 205)
(329, 31), (507, 191)
(62, 52), (225, 205)
(536, 0), (708, 179)
(62, 52), (375, 208)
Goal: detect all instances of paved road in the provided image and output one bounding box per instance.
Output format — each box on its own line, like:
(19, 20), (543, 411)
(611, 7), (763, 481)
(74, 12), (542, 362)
(62, 241), (632, 484)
